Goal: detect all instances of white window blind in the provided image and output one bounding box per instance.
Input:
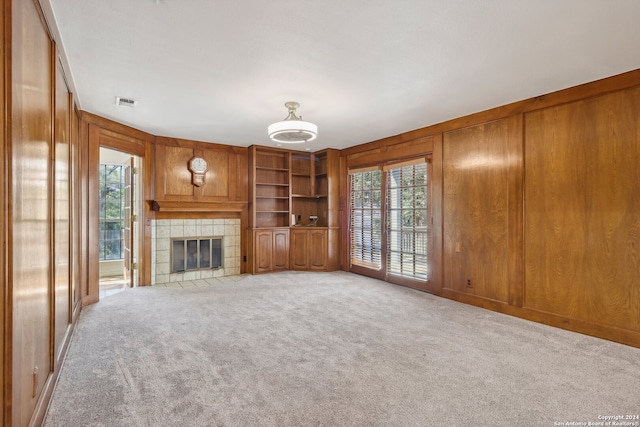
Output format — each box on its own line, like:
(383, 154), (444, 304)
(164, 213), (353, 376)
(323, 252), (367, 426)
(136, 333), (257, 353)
(349, 168), (383, 270)
(386, 161), (429, 280)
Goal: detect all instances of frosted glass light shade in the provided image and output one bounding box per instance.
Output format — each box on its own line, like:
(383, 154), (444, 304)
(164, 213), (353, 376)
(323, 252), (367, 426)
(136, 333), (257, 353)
(268, 119), (318, 143)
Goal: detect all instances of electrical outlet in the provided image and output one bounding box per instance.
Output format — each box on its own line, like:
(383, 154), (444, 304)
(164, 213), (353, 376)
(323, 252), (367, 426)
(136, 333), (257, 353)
(466, 279), (472, 288)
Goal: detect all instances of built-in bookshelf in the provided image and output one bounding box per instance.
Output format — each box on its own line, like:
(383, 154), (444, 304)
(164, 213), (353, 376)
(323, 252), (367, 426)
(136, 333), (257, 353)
(289, 151), (334, 227)
(248, 146), (339, 273)
(291, 152), (312, 197)
(251, 148), (290, 228)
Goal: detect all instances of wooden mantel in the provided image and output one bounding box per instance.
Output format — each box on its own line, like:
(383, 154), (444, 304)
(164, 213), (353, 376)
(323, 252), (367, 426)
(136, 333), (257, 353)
(151, 200), (247, 219)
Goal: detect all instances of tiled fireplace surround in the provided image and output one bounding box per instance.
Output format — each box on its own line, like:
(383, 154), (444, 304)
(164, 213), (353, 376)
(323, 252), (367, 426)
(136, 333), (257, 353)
(150, 218), (241, 285)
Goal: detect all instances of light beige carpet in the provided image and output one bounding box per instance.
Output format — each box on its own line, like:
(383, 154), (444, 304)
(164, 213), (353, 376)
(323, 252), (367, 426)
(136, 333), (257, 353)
(44, 271), (639, 426)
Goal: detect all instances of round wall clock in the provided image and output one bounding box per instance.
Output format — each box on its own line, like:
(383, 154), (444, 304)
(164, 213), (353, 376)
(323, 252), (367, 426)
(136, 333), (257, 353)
(188, 156), (208, 186)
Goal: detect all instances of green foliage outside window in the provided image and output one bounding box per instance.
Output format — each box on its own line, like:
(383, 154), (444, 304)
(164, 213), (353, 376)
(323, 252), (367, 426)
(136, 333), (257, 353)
(389, 166), (427, 227)
(99, 164), (125, 260)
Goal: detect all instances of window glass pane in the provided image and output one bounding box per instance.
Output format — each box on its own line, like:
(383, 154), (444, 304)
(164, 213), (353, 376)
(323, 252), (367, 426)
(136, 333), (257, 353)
(186, 240), (198, 270)
(372, 189), (382, 208)
(352, 174), (362, 191)
(212, 239), (222, 268)
(354, 190), (363, 207)
(104, 240), (122, 260)
(98, 163), (125, 260)
(172, 240), (185, 272)
(200, 239), (211, 269)
(106, 165), (121, 185)
(363, 171), (372, 188)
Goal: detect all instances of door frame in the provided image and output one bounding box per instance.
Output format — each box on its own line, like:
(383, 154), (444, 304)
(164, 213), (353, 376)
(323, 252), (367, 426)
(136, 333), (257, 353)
(86, 123), (148, 304)
(122, 156), (135, 287)
(347, 156), (435, 293)
(382, 158), (432, 291)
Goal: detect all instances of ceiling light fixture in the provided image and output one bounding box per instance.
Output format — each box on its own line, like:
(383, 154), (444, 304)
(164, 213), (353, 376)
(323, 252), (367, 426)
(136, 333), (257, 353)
(268, 101), (317, 144)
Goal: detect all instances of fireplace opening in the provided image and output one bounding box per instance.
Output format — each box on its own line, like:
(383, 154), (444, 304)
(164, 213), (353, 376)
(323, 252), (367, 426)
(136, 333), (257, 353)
(171, 237), (223, 273)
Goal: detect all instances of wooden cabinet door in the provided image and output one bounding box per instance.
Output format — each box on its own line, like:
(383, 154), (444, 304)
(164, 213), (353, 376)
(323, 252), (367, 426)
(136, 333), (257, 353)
(308, 229), (328, 271)
(255, 230), (273, 273)
(290, 229), (309, 270)
(272, 229), (290, 271)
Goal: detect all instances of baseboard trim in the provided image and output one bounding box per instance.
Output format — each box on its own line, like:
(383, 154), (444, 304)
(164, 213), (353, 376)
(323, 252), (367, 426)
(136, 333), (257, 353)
(28, 306), (81, 427)
(441, 288), (640, 349)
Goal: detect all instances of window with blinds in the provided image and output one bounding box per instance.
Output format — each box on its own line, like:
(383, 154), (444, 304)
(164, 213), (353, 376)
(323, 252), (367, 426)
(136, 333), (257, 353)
(385, 161), (429, 281)
(349, 168), (383, 270)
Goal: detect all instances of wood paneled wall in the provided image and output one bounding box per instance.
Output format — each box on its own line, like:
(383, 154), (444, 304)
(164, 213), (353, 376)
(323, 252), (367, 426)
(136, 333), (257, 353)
(3, 0), (81, 425)
(154, 136), (248, 204)
(342, 69), (640, 348)
(443, 119), (511, 302)
(11, 0), (54, 424)
(524, 88), (640, 334)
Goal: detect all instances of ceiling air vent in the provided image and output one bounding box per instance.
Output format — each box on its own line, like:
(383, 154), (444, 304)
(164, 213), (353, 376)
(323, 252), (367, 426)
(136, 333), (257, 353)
(116, 97), (137, 107)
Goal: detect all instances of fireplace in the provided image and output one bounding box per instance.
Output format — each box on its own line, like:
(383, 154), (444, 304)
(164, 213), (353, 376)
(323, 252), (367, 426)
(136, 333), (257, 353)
(171, 237), (223, 273)
(150, 218), (240, 284)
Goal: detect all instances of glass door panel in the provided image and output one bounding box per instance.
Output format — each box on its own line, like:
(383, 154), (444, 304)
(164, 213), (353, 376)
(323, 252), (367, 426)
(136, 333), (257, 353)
(349, 169), (383, 275)
(386, 162), (429, 283)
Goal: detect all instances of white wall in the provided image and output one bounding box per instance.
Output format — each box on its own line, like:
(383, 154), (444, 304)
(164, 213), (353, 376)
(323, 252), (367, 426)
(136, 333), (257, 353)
(99, 260), (123, 278)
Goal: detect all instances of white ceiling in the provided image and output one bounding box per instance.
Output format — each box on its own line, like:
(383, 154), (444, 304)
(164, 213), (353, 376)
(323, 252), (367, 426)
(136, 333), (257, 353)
(45, 0), (640, 151)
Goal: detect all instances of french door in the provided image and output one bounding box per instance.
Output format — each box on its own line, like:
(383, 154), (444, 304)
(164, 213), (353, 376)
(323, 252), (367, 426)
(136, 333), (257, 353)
(349, 167), (383, 273)
(349, 158), (431, 291)
(122, 157), (135, 287)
